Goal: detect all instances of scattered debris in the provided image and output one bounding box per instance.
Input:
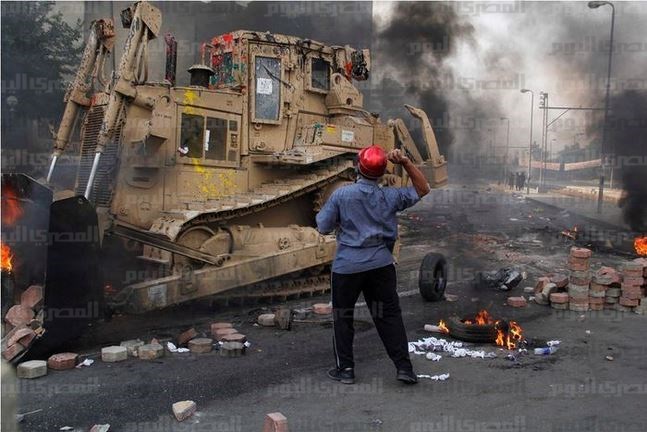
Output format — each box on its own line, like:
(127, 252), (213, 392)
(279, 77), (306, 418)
(507, 296), (527, 308)
(423, 324), (444, 334)
(172, 400), (196, 422)
(166, 342), (190, 353)
(425, 352), (441, 361)
(313, 303), (332, 315)
(258, 313), (276, 327)
(444, 293), (459, 302)
(263, 412), (288, 432)
(15, 409), (43, 423)
(220, 341), (245, 357)
(16, 360), (47, 379)
(120, 339), (144, 357)
(139, 343), (164, 360)
(188, 338), (213, 353)
(47, 353), (78, 370)
(274, 307), (292, 330)
(177, 328), (198, 346)
(417, 373), (450, 381)
(534, 346), (558, 355)
(213, 327), (238, 340)
(409, 337), (497, 359)
(76, 358), (94, 368)
(101, 346), (128, 363)
(476, 268), (522, 291)
(90, 425), (110, 432)
(605, 355), (614, 361)
(222, 333), (247, 343)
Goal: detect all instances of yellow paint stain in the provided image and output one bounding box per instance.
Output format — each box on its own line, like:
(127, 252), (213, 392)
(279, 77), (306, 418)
(182, 90), (199, 115)
(189, 158), (236, 200)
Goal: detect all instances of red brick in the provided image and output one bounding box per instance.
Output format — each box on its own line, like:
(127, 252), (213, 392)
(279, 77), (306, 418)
(568, 259), (590, 271)
(569, 303), (589, 312)
(589, 297), (605, 305)
(313, 303), (332, 315)
(7, 326), (35, 347)
(213, 327), (238, 340)
(20, 285), (43, 310)
(569, 271), (591, 285)
(221, 333), (247, 343)
(263, 412), (288, 432)
(550, 274), (569, 288)
(210, 322), (233, 331)
(622, 277), (644, 287)
(549, 292), (569, 304)
(2, 343), (25, 361)
(619, 297), (639, 307)
(569, 297), (589, 305)
(590, 282), (607, 293)
(4, 305), (34, 327)
(507, 296), (527, 308)
(590, 303), (604, 311)
(177, 328), (198, 346)
(534, 277), (551, 294)
(570, 247), (592, 259)
(622, 290), (642, 300)
(47, 352), (78, 370)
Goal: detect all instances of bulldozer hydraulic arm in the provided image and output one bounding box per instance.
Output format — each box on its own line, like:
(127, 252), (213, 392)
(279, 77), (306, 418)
(83, 1), (161, 198)
(47, 19), (115, 183)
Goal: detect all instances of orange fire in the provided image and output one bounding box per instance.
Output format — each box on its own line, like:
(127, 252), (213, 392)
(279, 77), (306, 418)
(438, 319), (449, 334)
(635, 236), (647, 256)
(464, 309), (494, 326)
(495, 321), (524, 350)
(1, 187), (24, 226)
(561, 225), (578, 240)
(441, 309), (525, 349)
(1, 242), (14, 272)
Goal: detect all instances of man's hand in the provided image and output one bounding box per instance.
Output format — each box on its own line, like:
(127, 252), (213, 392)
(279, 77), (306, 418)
(389, 149), (431, 198)
(387, 149), (410, 165)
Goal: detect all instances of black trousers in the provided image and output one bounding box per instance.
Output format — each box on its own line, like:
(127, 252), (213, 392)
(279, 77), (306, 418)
(331, 264), (413, 372)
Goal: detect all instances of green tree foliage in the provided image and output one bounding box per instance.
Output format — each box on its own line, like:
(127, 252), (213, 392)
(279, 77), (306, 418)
(1, 1), (82, 123)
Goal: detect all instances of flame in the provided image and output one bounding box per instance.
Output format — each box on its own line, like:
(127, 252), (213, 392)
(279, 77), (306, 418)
(463, 309), (494, 326)
(560, 225), (578, 240)
(495, 320), (524, 350)
(635, 236), (647, 256)
(438, 319), (449, 334)
(1, 242), (14, 272)
(1, 187), (24, 225)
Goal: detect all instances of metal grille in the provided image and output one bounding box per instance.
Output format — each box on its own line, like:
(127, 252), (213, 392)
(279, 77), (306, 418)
(75, 106), (122, 207)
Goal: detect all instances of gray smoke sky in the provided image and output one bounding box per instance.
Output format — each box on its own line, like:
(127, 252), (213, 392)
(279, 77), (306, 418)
(374, 1), (647, 158)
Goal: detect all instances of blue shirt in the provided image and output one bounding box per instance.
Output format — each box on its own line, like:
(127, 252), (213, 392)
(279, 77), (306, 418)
(316, 178), (421, 274)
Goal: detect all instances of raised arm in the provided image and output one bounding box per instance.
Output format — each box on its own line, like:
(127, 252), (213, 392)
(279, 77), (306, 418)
(388, 149), (431, 198)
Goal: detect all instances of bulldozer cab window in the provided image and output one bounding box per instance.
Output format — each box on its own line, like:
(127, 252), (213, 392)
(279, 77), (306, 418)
(180, 114), (204, 158)
(311, 58), (330, 91)
(254, 56), (281, 122)
(205, 117), (228, 161)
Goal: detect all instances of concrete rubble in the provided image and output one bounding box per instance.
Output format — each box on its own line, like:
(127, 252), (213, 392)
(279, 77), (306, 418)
(263, 412), (289, 432)
(16, 360), (47, 379)
(101, 346), (128, 363)
(172, 400), (196, 422)
(530, 248), (646, 313)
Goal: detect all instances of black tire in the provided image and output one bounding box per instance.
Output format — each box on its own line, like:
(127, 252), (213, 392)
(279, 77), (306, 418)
(418, 252), (447, 302)
(445, 316), (496, 343)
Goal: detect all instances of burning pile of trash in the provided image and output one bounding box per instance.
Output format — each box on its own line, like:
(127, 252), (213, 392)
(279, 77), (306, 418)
(532, 247), (647, 314)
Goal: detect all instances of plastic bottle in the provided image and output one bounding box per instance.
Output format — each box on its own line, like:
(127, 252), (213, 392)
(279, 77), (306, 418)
(534, 346), (558, 355)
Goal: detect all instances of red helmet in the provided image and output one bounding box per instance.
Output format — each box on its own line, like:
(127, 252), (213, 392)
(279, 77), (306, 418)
(358, 145), (387, 179)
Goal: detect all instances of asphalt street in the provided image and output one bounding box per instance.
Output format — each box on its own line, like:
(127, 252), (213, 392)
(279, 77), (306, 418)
(11, 185), (647, 432)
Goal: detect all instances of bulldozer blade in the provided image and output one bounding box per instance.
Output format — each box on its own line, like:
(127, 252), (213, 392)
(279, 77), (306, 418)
(28, 196), (103, 357)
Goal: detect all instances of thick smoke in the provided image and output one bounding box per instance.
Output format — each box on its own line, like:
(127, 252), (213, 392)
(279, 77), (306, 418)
(372, 2), (475, 154)
(608, 90), (647, 232)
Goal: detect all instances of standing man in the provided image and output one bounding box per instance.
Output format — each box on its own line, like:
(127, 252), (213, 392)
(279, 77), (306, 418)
(316, 145), (431, 385)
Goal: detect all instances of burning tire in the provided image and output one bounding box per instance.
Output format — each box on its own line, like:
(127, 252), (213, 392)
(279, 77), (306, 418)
(445, 316), (497, 343)
(418, 252), (447, 302)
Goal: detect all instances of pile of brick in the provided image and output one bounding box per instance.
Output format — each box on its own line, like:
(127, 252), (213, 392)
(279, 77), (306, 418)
(532, 248), (646, 314)
(2, 285), (45, 361)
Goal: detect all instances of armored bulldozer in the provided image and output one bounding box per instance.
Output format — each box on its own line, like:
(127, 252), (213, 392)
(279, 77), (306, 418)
(1, 1), (447, 357)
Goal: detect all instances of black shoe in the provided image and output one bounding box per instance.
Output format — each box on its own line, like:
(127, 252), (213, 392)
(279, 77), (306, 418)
(396, 369), (418, 384)
(327, 367), (355, 384)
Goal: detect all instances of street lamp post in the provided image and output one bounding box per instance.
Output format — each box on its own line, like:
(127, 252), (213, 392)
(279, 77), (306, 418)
(520, 89), (534, 194)
(588, 0), (615, 214)
(501, 117), (510, 185)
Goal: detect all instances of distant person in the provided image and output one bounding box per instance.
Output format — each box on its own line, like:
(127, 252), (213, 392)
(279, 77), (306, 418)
(507, 172), (515, 189)
(519, 172), (527, 191)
